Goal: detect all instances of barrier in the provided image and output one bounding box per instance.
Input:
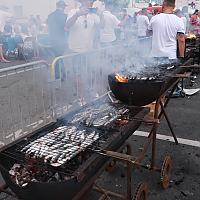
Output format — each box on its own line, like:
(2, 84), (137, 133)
(0, 38), (152, 148)
(0, 61), (54, 149)
(51, 44), (127, 117)
(51, 39), (152, 117)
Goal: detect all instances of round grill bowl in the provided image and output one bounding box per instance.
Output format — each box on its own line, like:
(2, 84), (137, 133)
(108, 74), (165, 106)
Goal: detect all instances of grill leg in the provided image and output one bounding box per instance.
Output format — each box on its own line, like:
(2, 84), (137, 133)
(151, 100), (160, 169)
(151, 126), (158, 169)
(126, 144), (132, 200)
(158, 83), (178, 118)
(160, 102), (179, 144)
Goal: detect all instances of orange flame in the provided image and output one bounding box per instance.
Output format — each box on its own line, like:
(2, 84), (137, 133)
(115, 74), (128, 83)
(187, 32), (196, 39)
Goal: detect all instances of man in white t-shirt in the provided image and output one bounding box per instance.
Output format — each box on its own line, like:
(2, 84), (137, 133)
(99, 3), (129, 44)
(148, 0), (185, 60)
(137, 8), (150, 38)
(99, 3), (121, 44)
(66, 0), (100, 53)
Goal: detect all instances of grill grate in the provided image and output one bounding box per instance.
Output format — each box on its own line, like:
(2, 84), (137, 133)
(1, 94), (145, 188)
(118, 64), (179, 81)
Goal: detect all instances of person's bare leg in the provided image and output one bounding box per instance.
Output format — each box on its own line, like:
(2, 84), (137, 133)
(0, 45), (10, 62)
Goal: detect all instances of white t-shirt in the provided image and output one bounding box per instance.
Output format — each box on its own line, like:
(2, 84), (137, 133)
(136, 15), (149, 37)
(100, 11), (120, 43)
(148, 13), (185, 59)
(67, 9), (100, 53)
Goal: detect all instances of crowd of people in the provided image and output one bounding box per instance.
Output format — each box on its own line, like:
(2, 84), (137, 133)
(136, 6), (200, 38)
(0, 9), (46, 63)
(0, 0), (200, 63)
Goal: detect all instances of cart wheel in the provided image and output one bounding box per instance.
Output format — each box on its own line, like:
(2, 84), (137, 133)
(106, 160), (116, 172)
(161, 155), (172, 189)
(133, 182), (148, 200)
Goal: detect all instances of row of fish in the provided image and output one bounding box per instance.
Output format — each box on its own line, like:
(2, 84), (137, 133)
(21, 126), (99, 167)
(71, 102), (128, 127)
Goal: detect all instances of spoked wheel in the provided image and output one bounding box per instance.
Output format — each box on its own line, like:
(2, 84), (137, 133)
(161, 155), (172, 189)
(133, 182), (148, 200)
(105, 160), (116, 172)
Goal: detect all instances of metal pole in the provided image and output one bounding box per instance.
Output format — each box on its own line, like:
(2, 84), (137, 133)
(160, 102), (179, 144)
(151, 99), (160, 169)
(126, 144), (132, 200)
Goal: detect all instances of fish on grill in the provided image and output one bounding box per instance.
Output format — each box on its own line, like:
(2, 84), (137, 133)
(70, 101), (128, 127)
(21, 126), (99, 167)
(0, 93), (149, 200)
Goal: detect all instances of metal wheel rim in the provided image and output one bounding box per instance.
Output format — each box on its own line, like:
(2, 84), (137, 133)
(134, 182), (148, 200)
(161, 156), (172, 189)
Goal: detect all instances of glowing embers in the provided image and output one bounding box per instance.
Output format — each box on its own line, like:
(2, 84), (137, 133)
(21, 126), (99, 167)
(115, 73), (129, 83)
(115, 73), (158, 82)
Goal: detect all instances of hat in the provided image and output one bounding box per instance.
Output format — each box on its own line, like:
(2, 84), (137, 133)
(56, 1), (67, 8)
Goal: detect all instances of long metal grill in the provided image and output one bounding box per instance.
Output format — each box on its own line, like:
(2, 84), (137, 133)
(1, 94), (143, 188)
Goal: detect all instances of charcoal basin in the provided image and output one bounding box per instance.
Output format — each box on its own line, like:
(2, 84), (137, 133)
(0, 154), (110, 200)
(108, 74), (165, 106)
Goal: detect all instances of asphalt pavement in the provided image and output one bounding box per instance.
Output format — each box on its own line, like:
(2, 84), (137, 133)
(0, 66), (200, 200)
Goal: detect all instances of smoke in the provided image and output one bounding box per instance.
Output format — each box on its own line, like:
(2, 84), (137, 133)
(56, 35), (154, 111)
(1, 0), (157, 110)
(0, 0), (57, 19)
